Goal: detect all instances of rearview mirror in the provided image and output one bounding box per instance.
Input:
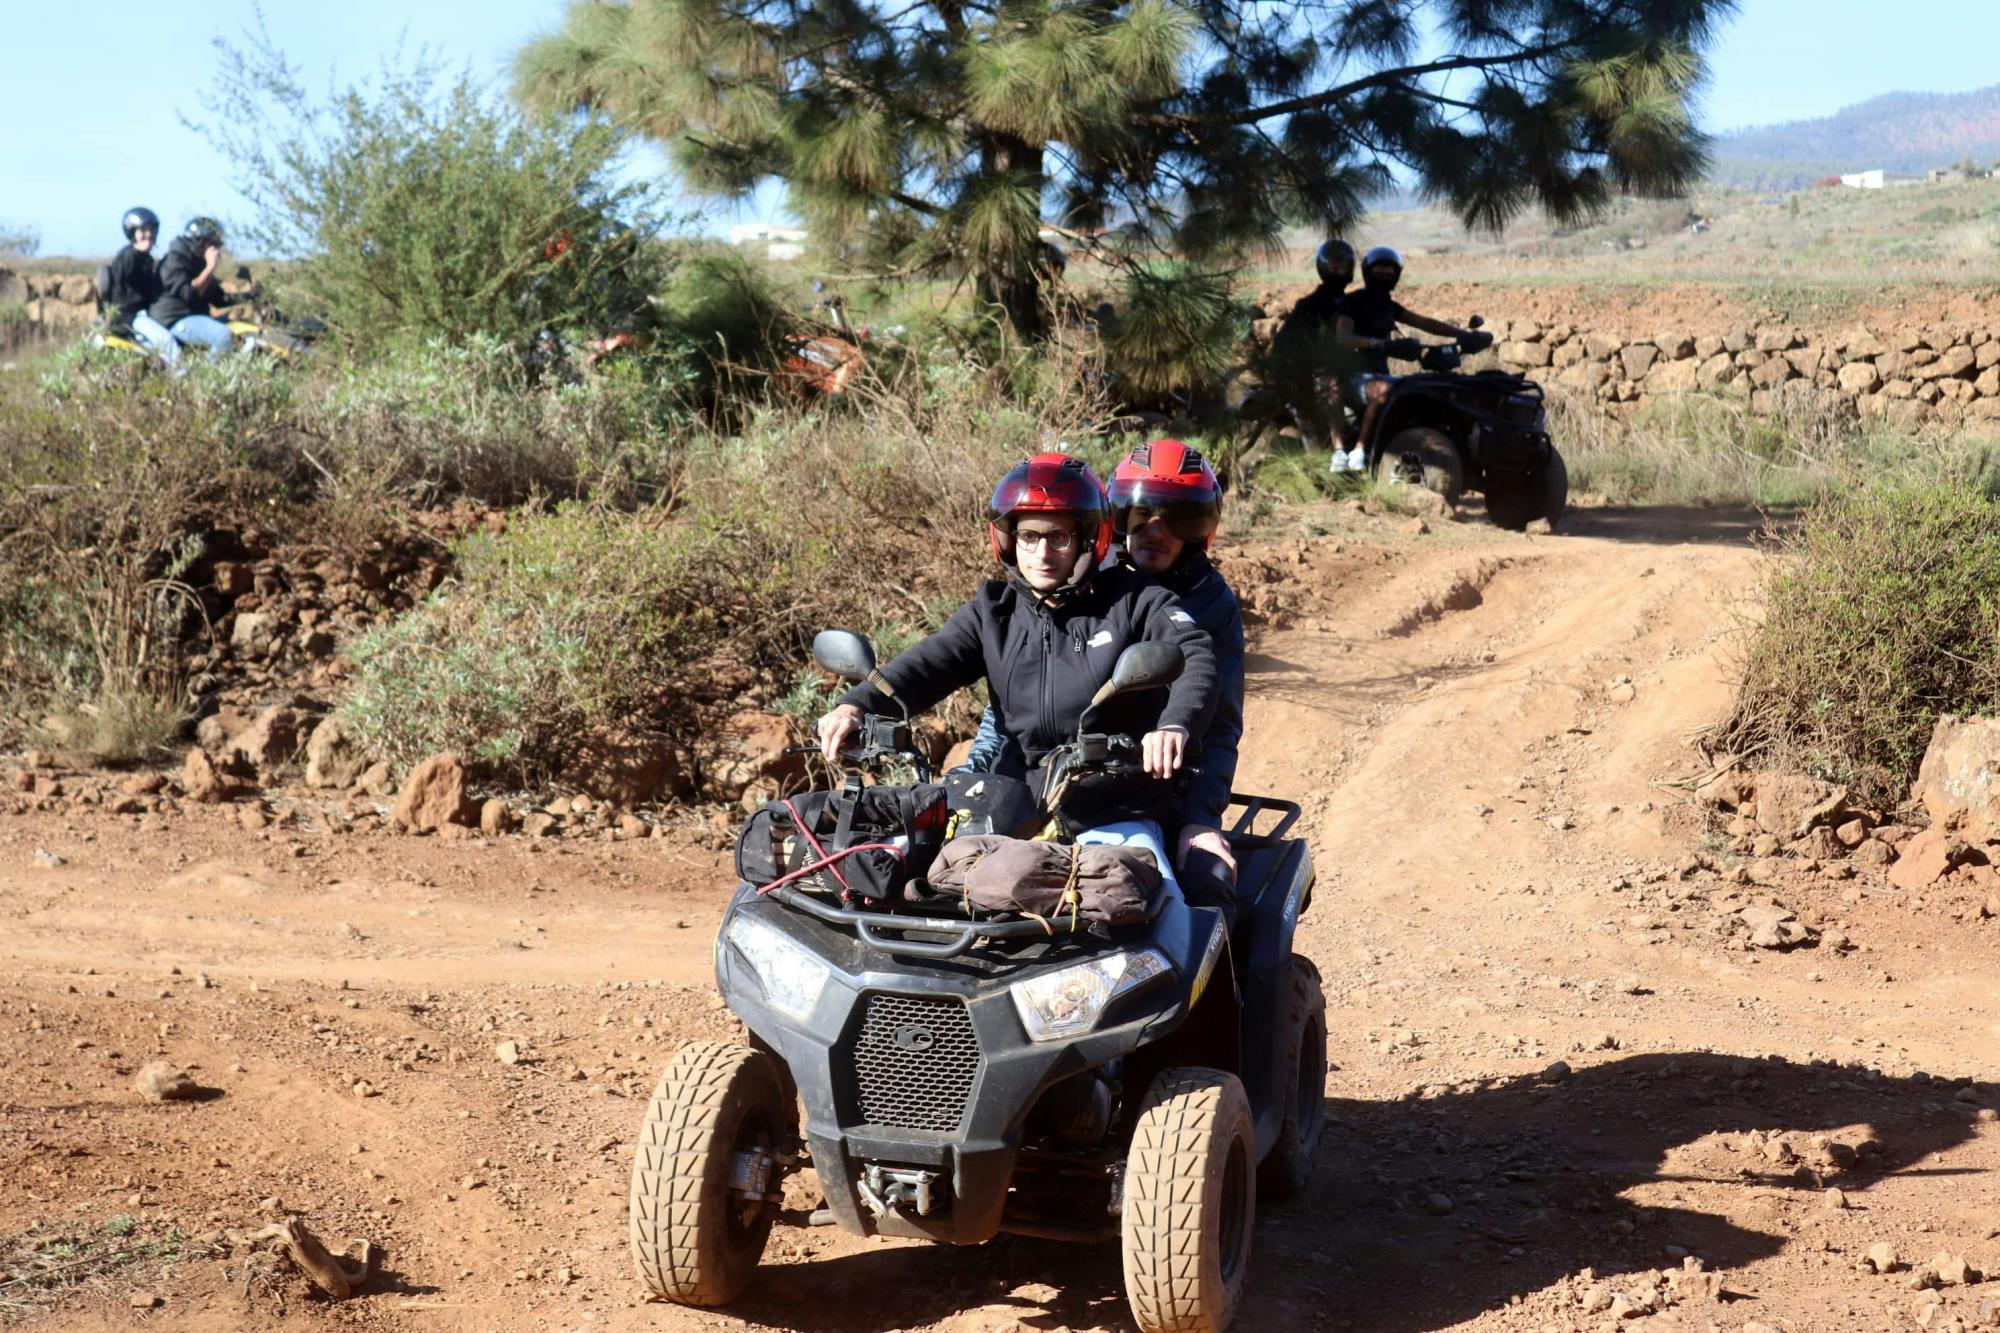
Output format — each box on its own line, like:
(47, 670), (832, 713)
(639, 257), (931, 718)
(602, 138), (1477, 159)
(1086, 642), (1185, 711)
(1467, 314), (1485, 330)
(811, 629), (877, 683)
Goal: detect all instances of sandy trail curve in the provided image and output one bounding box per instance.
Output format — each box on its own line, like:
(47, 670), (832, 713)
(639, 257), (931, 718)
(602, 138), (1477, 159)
(5, 504), (1998, 1332)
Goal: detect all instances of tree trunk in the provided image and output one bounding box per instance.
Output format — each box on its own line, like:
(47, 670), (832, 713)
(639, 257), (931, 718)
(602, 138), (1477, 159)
(976, 132), (1048, 341)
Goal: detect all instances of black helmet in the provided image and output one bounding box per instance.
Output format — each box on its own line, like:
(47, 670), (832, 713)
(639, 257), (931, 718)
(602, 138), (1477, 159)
(182, 216), (225, 246)
(1361, 245), (1403, 294)
(121, 207), (160, 241)
(1314, 239), (1355, 287)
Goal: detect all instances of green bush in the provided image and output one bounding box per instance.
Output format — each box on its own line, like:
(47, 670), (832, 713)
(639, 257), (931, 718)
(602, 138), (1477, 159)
(195, 28), (667, 353)
(328, 336), (1096, 784)
(338, 505), (751, 783)
(1720, 479), (2000, 803)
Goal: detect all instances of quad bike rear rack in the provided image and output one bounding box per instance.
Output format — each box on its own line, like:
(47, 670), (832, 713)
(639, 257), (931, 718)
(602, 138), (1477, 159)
(1224, 794), (1301, 844)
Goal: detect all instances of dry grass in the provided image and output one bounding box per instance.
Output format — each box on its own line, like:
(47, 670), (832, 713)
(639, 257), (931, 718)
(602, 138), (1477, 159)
(0, 386), (234, 757)
(1553, 386), (2000, 509)
(0, 1216), (192, 1324)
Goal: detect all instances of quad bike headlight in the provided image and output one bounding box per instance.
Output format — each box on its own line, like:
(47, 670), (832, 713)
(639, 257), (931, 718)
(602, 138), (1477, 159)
(1010, 949), (1171, 1043)
(726, 913), (832, 1022)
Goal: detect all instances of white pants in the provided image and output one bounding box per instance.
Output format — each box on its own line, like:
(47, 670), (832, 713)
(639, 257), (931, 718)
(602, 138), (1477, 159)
(1075, 819), (1183, 905)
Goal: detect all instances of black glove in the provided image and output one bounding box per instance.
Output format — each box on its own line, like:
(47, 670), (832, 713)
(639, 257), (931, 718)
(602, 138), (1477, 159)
(1460, 329), (1494, 354)
(1382, 337), (1423, 362)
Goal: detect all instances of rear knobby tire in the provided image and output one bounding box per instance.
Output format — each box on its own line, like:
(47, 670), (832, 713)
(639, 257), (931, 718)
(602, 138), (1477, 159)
(1121, 1068), (1256, 1333)
(629, 1040), (792, 1306)
(1257, 956), (1327, 1200)
(1486, 445), (1570, 531)
(1373, 425), (1465, 507)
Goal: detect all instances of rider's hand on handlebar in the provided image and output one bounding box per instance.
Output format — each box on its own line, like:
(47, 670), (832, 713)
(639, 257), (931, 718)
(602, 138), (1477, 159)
(1140, 727), (1188, 779)
(816, 703), (864, 766)
(1460, 329), (1494, 354)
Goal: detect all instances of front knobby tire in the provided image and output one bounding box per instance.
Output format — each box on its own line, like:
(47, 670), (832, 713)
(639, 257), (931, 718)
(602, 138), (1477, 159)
(1121, 1068), (1257, 1333)
(629, 1040), (792, 1306)
(1258, 955), (1328, 1200)
(1487, 445), (1570, 531)
(1374, 425), (1466, 507)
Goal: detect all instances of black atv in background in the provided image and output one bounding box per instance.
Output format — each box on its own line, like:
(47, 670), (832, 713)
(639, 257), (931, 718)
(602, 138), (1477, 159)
(1357, 316), (1568, 530)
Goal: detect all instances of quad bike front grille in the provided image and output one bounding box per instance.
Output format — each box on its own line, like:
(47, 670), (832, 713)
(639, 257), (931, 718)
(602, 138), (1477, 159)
(844, 993), (981, 1132)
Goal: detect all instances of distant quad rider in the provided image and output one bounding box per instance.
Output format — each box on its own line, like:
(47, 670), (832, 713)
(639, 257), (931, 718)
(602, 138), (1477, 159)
(1336, 246), (1492, 458)
(1269, 239), (1358, 464)
(958, 441), (1245, 920)
(101, 206), (172, 358)
(149, 216), (237, 359)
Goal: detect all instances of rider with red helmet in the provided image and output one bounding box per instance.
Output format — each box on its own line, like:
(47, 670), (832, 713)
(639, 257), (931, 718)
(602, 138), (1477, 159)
(817, 452), (1216, 787)
(958, 441), (1246, 910)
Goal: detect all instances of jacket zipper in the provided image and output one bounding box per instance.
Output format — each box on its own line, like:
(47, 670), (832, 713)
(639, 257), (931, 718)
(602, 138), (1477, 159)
(1039, 618), (1054, 752)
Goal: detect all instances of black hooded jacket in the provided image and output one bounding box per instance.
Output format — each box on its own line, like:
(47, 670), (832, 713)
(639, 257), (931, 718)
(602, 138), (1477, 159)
(149, 236), (224, 326)
(102, 245), (162, 336)
(839, 563), (1217, 779)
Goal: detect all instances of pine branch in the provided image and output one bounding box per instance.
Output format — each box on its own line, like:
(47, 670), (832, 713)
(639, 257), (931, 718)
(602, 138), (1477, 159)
(1145, 40), (1585, 130)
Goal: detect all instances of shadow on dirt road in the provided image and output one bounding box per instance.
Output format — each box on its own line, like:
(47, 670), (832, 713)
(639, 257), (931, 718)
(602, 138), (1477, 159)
(713, 1053), (1983, 1331)
(1559, 504), (1790, 550)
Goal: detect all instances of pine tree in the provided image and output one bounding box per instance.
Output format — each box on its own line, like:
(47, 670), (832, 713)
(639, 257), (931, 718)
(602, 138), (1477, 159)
(515, 0), (1734, 337)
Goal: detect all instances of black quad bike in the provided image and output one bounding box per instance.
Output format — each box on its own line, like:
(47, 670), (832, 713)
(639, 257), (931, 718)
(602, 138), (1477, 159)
(1357, 316), (1568, 530)
(628, 632), (1325, 1333)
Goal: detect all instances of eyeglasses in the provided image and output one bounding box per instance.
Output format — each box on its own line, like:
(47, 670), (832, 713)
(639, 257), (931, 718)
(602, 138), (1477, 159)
(1014, 528), (1078, 553)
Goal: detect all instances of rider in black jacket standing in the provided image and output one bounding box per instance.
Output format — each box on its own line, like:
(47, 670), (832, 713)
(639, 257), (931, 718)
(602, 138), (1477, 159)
(817, 453), (1216, 789)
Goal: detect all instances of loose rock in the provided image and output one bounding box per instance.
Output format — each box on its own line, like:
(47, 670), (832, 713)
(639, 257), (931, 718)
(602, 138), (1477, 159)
(392, 753), (473, 832)
(134, 1062), (201, 1103)
(181, 747), (237, 804)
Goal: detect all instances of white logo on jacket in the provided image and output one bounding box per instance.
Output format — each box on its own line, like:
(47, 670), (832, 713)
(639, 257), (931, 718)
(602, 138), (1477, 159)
(1087, 630), (1114, 647)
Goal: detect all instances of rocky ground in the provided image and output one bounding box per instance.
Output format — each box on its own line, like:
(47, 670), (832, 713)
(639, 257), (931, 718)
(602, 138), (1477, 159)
(5, 502), (2000, 1332)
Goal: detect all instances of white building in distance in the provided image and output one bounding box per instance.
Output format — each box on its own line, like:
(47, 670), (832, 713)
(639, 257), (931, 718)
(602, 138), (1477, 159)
(726, 223), (809, 260)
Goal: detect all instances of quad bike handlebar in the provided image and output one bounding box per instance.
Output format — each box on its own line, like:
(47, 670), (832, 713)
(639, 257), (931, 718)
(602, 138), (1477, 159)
(787, 713), (933, 782)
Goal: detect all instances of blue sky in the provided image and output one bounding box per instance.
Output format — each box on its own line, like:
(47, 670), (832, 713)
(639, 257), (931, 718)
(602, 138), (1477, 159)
(5, 0), (1998, 257)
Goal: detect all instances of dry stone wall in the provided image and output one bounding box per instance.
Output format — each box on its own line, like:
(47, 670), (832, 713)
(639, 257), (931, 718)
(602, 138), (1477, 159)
(0, 267), (101, 336)
(1477, 317), (2000, 428)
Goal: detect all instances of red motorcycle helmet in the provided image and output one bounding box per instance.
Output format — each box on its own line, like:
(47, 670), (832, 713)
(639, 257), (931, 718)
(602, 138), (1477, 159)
(988, 453), (1114, 569)
(1107, 440), (1222, 550)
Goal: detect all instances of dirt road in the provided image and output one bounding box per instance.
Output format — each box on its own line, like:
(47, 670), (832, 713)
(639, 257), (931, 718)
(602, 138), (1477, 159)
(6, 504), (1999, 1332)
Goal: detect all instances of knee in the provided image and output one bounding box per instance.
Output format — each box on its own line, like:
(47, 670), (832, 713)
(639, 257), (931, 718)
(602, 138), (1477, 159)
(1366, 381), (1389, 404)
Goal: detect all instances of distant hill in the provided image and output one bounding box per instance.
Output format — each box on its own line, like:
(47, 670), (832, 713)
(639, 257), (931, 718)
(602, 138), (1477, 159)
(1710, 85), (2000, 190)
